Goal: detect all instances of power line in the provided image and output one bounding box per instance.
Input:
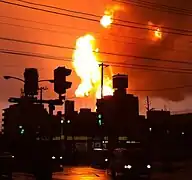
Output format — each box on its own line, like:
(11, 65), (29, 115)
(109, 64), (192, 74)
(1, 48), (192, 75)
(1, 1), (192, 37)
(106, 61), (192, 72)
(1, 36), (192, 66)
(114, 0), (192, 17)
(0, 22), (141, 46)
(117, 0), (192, 13)
(0, 15), (147, 42)
(1, 21), (191, 54)
(16, 0), (192, 34)
(0, 48), (72, 62)
(1, 49), (192, 93)
(1, 16), (191, 53)
(0, 21), (81, 36)
(129, 84), (192, 92)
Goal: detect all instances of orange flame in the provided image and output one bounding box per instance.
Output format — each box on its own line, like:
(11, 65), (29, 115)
(154, 28), (162, 39)
(148, 21), (162, 41)
(73, 34), (113, 99)
(72, 5), (124, 99)
(100, 10), (114, 28)
(100, 4), (124, 28)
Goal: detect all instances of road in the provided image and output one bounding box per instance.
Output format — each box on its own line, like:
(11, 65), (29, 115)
(12, 162), (192, 180)
(53, 167), (109, 180)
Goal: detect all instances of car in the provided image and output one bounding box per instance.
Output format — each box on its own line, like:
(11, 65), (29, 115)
(91, 148), (109, 169)
(108, 148), (151, 179)
(0, 152), (14, 179)
(51, 155), (64, 172)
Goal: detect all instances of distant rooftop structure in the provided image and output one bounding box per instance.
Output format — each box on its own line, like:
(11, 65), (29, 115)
(112, 74), (128, 89)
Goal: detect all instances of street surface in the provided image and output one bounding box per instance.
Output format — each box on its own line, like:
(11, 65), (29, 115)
(12, 163), (192, 180)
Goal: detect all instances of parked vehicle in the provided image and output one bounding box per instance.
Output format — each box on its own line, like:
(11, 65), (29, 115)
(91, 148), (109, 169)
(108, 148), (151, 179)
(0, 152), (13, 179)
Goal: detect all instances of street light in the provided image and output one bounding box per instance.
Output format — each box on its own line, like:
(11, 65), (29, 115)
(3, 76), (24, 82)
(4, 75), (54, 101)
(3, 75), (54, 83)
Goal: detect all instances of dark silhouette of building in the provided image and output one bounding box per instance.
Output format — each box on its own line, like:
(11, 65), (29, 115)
(96, 74), (146, 150)
(2, 97), (53, 177)
(2, 99), (52, 142)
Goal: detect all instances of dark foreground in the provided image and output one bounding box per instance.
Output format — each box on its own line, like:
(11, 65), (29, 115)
(12, 162), (192, 180)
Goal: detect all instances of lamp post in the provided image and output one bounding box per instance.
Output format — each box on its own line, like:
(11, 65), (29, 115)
(3, 76), (54, 83)
(3, 76), (24, 82)
(3, 75), (53, 101)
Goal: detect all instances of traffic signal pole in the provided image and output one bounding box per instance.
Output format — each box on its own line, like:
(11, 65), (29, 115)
(39, 87), (48, 104)
(99, 63), (109, 99)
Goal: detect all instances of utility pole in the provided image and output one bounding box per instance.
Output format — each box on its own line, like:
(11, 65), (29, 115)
(20, 88), (25, 97)
(146, 96), (150, 111)
(39, 87), (48, 104)
(99, 63), (109, 99)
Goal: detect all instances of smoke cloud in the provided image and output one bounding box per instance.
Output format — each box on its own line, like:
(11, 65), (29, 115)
(105, 0), (192, 102)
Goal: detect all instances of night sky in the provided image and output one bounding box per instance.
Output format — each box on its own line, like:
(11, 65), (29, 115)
(0, 0), (192, 115)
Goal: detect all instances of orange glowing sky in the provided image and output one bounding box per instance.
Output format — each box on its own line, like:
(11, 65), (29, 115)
(0, 0), (192, 115)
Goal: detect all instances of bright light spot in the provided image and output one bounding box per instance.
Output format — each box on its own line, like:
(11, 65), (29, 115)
(61, 120), (64, 124)
(98, 119), (102, 126)
(182, 132), (185, 135)
(52, 156), (56, 159)
(105, 158), (108, 162)
(12, 155), (14, 158)
(98, 114), (102, 119)
(149, 128), (152, 132)
(124, 165), (132, 169)
(19, 126), (22, 129)
(60, 156), (63, 159)
(93, 148), (102, 151)
(154, 28), (162, 39)
(100, 14), (113, 28)
(21, 129), (24, 134)
(67, 120), (71, 124)
(147, 165), (151, 169)
(100, 4), (124, 28)
(148, 21), (162, 41)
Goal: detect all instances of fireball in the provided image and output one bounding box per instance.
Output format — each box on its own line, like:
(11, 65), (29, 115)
(100, 10), (114, 28)
(100, 4), (124, 28)
(73, 34), (113, 99)
(154, 28), (162, 39)
(148, 21), (162, 41)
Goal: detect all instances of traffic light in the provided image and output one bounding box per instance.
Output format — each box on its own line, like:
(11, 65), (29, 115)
(54, 67), (72, 95)
(97, 113), (103, 126)
(1, 120), (4, 135)
(96, 99), (105, 126)
(19, 125), (25, 135)
(24, 68), (39, 96)
(1, 108), (9, 135)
